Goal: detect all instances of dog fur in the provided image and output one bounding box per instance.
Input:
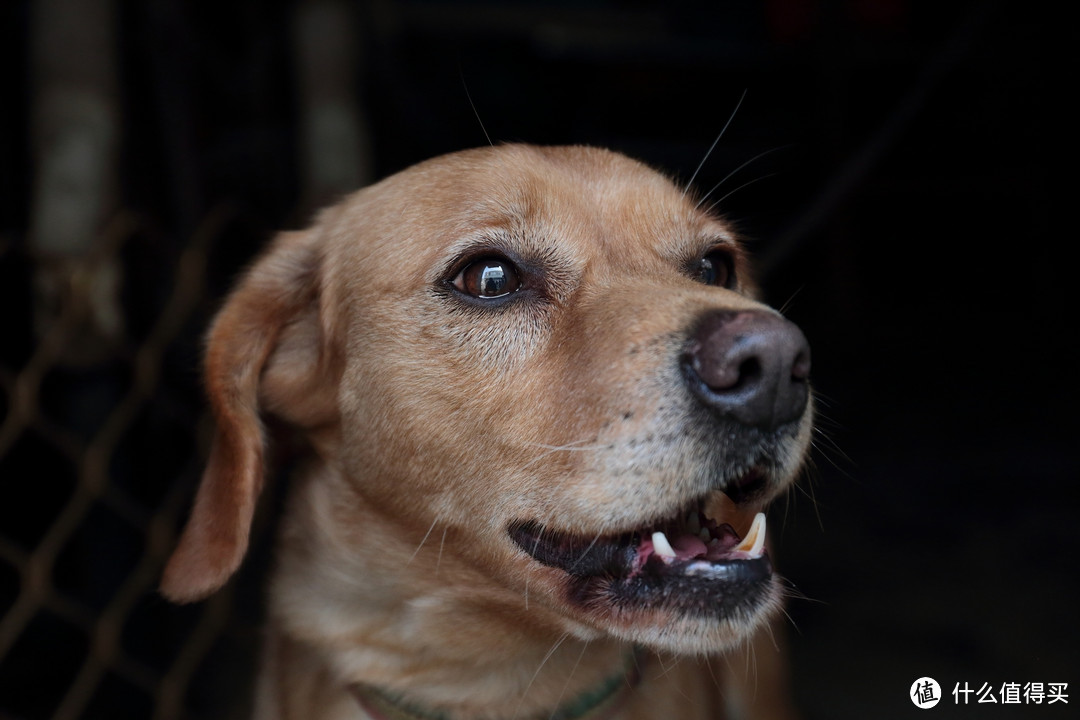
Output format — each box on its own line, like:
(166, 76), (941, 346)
(161, 144), (812, 719)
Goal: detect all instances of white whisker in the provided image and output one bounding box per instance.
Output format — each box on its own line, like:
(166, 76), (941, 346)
(683, 88), (748, 196)
(704, 173), (779, 215)
(703, 654), (723, 693)
(567, 532), (603, 573)
(694, 144), (792, 211)
(523, 439), (604, 451)
(654, 655), (685, 681)
(525, 531), (546, 611)
(549, 641), (590, 720)
(435, 526), (448, 576)
(776, 284), (806, 316)
(407, 515), (440, 565)
(514, 633), (570, 720)
(460, 72), (493, 147)
(521, 439), (607, 470)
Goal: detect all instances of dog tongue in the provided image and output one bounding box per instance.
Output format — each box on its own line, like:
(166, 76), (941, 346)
(649, 529), (721, 562)
(646, 518), (756, 565)
(670, 533), (708, 559)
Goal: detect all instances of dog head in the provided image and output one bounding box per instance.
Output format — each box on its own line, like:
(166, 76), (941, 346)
(161, 144), (812, 656)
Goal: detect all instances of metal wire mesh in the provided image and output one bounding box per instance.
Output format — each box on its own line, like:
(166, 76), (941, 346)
(0, 208), (261, 720)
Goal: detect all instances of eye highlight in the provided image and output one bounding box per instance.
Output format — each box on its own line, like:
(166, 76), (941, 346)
(452, 257), (522, 299)
(694, 249), (734, 288)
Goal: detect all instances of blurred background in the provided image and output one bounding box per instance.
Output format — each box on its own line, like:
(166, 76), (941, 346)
(0, 1), (1075, 718)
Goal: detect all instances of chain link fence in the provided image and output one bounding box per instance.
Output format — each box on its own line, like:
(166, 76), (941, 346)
(2, 0), (354, 712)
(0, 206), (274, 719)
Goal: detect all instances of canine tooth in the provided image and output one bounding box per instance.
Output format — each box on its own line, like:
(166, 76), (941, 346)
(733, 512), (766, 558)
(651, 531), (676, 559)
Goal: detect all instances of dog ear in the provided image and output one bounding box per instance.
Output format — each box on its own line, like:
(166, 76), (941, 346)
(161, 229), (335, 602)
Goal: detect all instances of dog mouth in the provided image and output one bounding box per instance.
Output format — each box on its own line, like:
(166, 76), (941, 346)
(508, 469), (776, 618)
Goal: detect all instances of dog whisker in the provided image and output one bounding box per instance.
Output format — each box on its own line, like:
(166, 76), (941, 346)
(811, 423), (854, 467)
(792, 459), (825, 533)
(520, 439), (608, 470)
(407, 515), (441, 565)
(808, 387), (842, 411)
(776, 283), (806, 316)
(745, 633), (759, 704)
(809, 434), (854, 483)
(524, 529), (549, 611)
(683, 88), (748, 196)
(459, 71), (493, 147)
(704, 172), (780, 215)
(774, 604), (803, 643)
(777, 579), (817, 606)
(513, 632), (570, 720)
(761, 616), (779, 653)
(658, 658), (696, 706)
(694, 144), (793, 211)
(778, 577), (822, 610)
(703, 654), (723, 693)
(653, 653), (682, 682)
(435, 527), (448, 576)
(567, 532), (604, 573)
(524, 439), (604, 451)
(548, 640), (590, 720)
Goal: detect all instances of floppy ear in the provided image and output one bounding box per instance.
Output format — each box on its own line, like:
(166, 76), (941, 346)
(161, 229), (335, 603)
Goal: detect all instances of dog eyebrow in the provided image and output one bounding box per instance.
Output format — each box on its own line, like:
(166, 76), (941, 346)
(651, 226), (740, 268)
(434, 228), (581, 282)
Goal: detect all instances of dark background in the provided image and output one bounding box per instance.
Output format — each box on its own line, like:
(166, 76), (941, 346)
(1, 1), (1075, 719)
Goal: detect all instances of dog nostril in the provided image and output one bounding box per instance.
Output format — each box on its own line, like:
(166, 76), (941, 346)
(690, 347), (763, 393)
(684, 309), (811, 431)
(792, 350), (811, 382)
(735, 358), (762, 391)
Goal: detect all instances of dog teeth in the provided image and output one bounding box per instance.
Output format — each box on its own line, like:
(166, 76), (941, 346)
(651, 531), (676, 559)
(732, 512), (766, 558)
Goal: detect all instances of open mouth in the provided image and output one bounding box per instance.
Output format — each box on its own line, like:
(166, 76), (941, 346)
(509, 473), (776, 618)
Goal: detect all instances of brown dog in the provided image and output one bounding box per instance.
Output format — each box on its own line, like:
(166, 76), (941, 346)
(161, 144), (812, 719)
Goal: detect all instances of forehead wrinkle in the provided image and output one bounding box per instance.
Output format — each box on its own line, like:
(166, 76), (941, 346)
(408, 145), (737, 293)
(551, 173), (721, 282)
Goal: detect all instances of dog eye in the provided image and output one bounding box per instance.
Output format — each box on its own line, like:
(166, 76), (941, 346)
(695, 250), (734, 288)
(453, 257), (521, 298)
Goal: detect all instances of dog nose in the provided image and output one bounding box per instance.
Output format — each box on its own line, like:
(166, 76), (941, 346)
(683, 310), (811, 431)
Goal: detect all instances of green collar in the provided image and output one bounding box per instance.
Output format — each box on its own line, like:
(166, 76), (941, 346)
(350, 649), (643, 720)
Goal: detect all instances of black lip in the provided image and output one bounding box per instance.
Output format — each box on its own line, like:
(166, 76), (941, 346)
(509, 521), (639, 577)
(580, 554), (774, 618)
(509, 500), (775, 617)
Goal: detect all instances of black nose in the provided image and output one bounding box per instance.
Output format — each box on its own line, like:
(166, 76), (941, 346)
(682, 310), (811, 431)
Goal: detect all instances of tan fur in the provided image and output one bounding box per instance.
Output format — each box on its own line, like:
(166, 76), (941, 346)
(162, 145), (809, 719)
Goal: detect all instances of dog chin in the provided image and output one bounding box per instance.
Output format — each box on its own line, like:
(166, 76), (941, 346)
(585, 586), (781, 655)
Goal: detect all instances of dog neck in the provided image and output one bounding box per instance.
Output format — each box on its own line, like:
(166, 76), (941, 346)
(349, 647), (643, 720)
(271, 471), (649, 717)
